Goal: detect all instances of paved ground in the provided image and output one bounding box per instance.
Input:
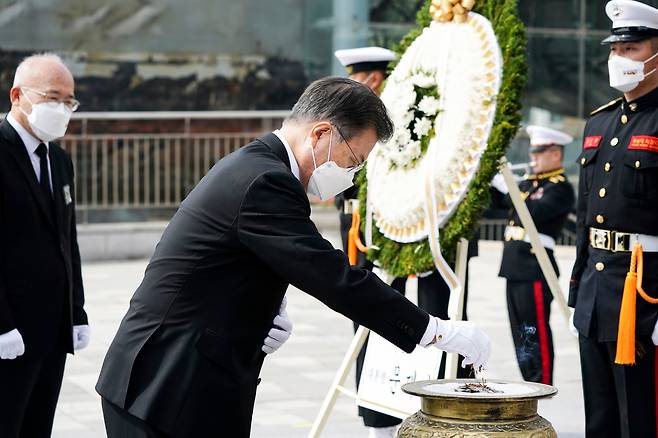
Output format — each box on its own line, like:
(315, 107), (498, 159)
(52, 233), (585, 437)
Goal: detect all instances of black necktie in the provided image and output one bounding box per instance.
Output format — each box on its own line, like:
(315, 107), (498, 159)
(35, 143), (53, 200)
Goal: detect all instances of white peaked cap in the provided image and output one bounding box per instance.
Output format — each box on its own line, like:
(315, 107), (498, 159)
(334, 47), (396, 73)
(602, 1), (658, 43)
(606, 0), (658, 31)
(526, 125), (574, 147)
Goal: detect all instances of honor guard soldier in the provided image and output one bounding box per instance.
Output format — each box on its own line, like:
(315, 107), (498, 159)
(333, 46), (395, 267)
(570, 1), (658, 436)
(334, 46), (401, 438)
(496, 126), (575, 386)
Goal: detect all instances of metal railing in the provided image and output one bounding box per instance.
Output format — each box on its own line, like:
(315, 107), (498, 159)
(62, 132), (257, 209)
(60, 111), (288, 222)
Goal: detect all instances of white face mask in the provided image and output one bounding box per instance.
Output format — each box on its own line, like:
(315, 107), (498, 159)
(307, 130), (359, 200)
(20, 90), (73, 142)
(608, 51), (658, 93)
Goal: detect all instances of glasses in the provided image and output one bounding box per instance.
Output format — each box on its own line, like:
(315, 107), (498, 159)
(333, 124), (364, 172)
(21, 87), (80, 112)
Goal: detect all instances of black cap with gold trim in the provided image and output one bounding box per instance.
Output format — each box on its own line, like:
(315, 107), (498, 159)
(334, 47), (396, 75)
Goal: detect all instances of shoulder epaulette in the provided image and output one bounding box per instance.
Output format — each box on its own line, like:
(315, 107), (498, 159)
(549, 175), (566, 184)
(590, 97), (622, 116)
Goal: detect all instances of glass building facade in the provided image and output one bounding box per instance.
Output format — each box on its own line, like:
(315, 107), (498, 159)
(2, 0), (658, 175)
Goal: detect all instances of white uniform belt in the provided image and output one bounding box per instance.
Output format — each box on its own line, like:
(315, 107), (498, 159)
(589, 227), (658, 252)
(504, 226), (556, 250)
(343, 199), (359, 215)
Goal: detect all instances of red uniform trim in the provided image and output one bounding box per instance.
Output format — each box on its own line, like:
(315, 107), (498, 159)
(533, 280), (551, 385)
(655, 346), (658, 438)
(628, 135), (658, 153)
(583, 136), (602, 149)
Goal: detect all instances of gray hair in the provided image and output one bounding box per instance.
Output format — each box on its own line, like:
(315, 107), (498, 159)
(288, 77), (394, 143)
(12, 53), (68, 87)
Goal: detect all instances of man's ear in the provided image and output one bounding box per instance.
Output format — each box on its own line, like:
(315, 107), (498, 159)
(308, 122), (332, 149)
(9, 87), (21, 106)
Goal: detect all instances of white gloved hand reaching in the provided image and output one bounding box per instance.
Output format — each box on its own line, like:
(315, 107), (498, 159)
(491, 173), (509, 194)
(0, 328), (25, 359)
(429, 318), (491, 371)
(262, 296), (293, 354)
(73, 325), (91, 350)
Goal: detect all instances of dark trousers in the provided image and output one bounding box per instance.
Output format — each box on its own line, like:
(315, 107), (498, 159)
(102, 398), (170, 438)
(0, 348), (67, 438)
(506, 279), (554, 385)
(579, 335), (657, 438)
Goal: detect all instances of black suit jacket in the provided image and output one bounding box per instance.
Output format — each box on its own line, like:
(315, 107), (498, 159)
(0, 119), (87, 357)
(95, 133), (430, 437)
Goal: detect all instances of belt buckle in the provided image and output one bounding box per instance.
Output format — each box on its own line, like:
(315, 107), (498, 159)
(591, 228), (611, 250)
(505, 226), (525, 241)
(612, 232), (631, 252)
(344, 199), (359, 215)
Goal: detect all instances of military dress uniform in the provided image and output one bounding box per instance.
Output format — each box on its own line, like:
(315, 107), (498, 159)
(570, 88), (658, 438)
(499, 168), (574, 385)
(569, 2), (658, 437)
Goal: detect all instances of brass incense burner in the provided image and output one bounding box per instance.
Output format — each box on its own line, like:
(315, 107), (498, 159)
(397, 379), (558, 437)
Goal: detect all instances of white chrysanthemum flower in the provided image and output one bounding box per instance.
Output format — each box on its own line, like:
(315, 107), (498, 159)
(413, 117), (432, 137)
(396, 128), (412, 146)
(400, 110), (415, 126)
(411, 73), (435, 88)
(418, 95), (440, 116)
(406, 140), (421, 159)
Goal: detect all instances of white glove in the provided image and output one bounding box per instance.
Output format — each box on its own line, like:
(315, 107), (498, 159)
(73, 325), (91, 351)
(569, 311), (579, 338)
(652, 318), (658, 346)
(431, 318), (491, 371)
(0, 329), (25, 359)
(491, 173), (509, 194)
(262, 296), (293, 354)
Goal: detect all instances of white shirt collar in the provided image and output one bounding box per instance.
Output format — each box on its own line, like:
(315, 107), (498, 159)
(273, 129), (300, 181)
(6, 112), (46, 155)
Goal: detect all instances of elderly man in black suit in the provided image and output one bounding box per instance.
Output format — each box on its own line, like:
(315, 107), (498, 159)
(0, 53), (89, 437)
(96, 77), (491, 438)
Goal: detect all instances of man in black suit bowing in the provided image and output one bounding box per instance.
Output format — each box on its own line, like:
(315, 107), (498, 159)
(96, 77), (491, 438)
(0, 53), (89, 437)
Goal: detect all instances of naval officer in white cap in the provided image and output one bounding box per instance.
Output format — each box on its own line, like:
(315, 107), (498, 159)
(334, 46), (401, 438)
(570, 1), (658, 437)
(497, 125), (574, 387)
(334, 46), (395, 96)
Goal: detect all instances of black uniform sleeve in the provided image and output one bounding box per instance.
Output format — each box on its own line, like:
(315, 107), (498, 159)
(237, 171), (430, 353)
(568, 170), (588, 308)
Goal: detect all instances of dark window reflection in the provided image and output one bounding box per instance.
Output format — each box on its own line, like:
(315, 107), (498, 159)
(519, 0), (580, 28)
(524, 35), (580, 118)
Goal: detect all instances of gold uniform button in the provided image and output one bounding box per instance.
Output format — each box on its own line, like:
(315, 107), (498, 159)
(595, 262), (605, 272)
(630, 103), (638, 111)
(610, 137), (619, 146)
(599, 188), (607, 198)
(581, 157), (587, 165)
(596, 214), (605, 224)
(604, 162), (611, 172)
(621, 114), (628, 124)
(635, 160), (641, 168)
